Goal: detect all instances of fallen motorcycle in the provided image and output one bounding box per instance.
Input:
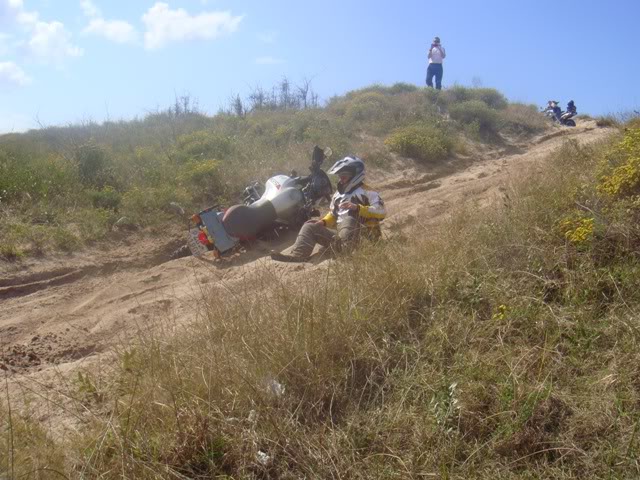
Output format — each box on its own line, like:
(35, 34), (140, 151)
(177, 147), (333, 259)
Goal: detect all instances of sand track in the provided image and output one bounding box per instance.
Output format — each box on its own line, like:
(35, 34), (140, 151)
(0, 122), (614, 381)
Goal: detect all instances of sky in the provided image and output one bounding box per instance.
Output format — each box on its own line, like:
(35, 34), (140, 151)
(1, 0), (639, 134)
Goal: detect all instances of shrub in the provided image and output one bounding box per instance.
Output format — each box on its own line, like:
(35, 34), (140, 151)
(498, 103), (548, 134)
(442, 85), (473, 104)
(122, 146), (174, 188)
(439, 86), (507, 110)
(179, 159), (223, 203)
(597, 126), (640, 198)
(595, 116), (618, 128)
(0, 150), (76, 203)
(388, 82), (419, 95)
(88, 186), (121, 211)
(449, 100), (500, 135)
(472, 88), (508, 109)
(385, 123), (455, 163)
(121, 185), (190, 225)
(75, 143), (114, 188)
(341, 83), (416, 100)
(557, 213), (595, 248)
(345, 92), (391, 123)
(51, 226), (81, 252)
(0, 242), (24, 260)
(176, 130), (234, 161)
(595, 111), (640, 127)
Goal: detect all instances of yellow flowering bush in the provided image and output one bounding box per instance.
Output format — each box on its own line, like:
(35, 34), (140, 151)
(557, 214), (595, 246)
(597, 126), (640, 198)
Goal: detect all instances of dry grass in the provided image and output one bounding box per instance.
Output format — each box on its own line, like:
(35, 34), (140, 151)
(6, 126), (640, 478)
(1, 84), (551, 260)
(498, 103), (548, 134)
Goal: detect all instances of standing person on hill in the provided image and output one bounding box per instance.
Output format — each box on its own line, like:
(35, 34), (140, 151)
(426, 36), (446, 90)
(270, 156), (386, 263)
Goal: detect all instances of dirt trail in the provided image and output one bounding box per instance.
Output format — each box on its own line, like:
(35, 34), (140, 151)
(0, 121), (614, 423)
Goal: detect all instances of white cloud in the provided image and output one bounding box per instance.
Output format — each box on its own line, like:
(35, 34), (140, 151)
(80, 0), (101, 18)
(80, 0), (138, 45)
(255, 56), (284, 65)
(0, 0), (35, 26)
(0, 1), (82, 64)
(142, 2), (243, 50)
(26, 21), (83, 64)
(16, 9), (37, 27)
(0, 61), (32, 86)
(83, 18), (138, 44)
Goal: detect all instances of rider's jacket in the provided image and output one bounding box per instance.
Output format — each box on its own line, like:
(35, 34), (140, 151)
(322, 182), (386, 236)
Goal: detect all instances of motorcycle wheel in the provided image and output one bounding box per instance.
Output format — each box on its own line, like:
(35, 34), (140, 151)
(564, 119), (576, 127)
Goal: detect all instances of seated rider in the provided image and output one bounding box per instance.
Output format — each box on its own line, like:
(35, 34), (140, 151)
(565, 100), (577, 115)
(544, 100), (561, 121)
(271, 155), (386, 263)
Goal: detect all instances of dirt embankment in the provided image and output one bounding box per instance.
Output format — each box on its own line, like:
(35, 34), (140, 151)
(0, 121), (614, 417)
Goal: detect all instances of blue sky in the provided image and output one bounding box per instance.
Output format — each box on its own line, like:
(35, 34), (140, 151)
(1, 0), (639, 133)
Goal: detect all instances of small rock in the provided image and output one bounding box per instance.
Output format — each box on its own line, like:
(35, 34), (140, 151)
(256, 451), (271, 466)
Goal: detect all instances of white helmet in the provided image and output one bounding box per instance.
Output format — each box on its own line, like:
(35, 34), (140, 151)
(328, 156), (365, 193)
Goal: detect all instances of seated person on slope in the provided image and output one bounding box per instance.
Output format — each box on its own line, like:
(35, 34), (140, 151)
(270, 155), (386, 263)
(562, 100), (577, 119)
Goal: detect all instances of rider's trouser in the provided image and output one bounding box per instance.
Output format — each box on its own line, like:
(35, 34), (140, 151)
(289, 216), (361, 258)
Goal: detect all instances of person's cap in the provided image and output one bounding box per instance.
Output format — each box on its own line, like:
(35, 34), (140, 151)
(433, 36), (441, 44)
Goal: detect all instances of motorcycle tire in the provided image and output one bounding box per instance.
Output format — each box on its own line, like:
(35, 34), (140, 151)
(564, 119), (576, 127)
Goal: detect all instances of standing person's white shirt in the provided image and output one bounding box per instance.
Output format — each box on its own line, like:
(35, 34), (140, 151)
(428, 45), (446, 63)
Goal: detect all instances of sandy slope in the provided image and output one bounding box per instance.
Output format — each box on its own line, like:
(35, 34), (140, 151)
(0, 121), (615, 430)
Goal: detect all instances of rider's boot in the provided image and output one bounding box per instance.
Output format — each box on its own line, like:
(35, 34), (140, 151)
(270, 251), (311, 263)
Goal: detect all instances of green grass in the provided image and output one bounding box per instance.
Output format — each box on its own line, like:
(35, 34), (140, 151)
(5, 121), (640, 478)
(0, 84), (550, 260)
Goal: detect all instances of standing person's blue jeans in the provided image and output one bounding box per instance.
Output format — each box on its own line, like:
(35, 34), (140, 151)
(426, 63), (444, 90)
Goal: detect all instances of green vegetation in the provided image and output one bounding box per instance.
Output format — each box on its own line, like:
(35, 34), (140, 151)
(385, 122), (455, 163)
(4, 106), (638, 478)
(0, 408), (66, 479)
(0, 84), (548, 260)
(449, 99), (501, 136)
